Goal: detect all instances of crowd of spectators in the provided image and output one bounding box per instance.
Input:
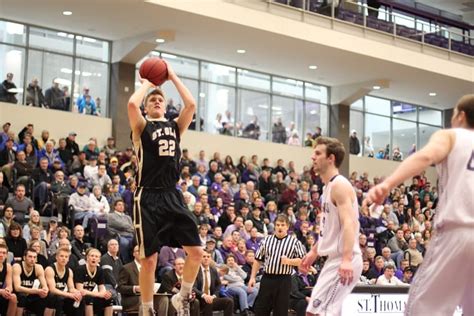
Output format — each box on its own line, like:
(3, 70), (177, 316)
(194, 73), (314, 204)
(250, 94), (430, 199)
(0, 73), (102, 116)
(0, 119), (437, 315)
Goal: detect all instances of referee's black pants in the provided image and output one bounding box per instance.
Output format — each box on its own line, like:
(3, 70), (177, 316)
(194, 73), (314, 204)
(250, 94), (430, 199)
(254, 274), (292, 316)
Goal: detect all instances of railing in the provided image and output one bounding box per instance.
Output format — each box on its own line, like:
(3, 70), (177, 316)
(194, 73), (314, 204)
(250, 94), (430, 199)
(267, 0), (474, 57)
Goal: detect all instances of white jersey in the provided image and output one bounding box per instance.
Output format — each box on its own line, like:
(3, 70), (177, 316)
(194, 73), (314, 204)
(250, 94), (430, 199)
(435, 128), (474, 230)
(317, 175), (361, 257)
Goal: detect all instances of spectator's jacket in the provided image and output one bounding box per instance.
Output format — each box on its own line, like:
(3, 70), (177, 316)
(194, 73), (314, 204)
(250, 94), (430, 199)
(25, 84), (45, 107)
(107, 211), (134, 238)
(0, 80), (18, 103)
(101, 252), (123, 289)
(193, 266), (222, 297)
(44, 86), (66, 110)
(5, 235), (27, 259)
(118, 261), (140, 311)
(90, 173), (112, 189)
(38, 149), (64, 168)
(89, 194), (110, 213)
(0, 147), (16, 167)
(77, 100), (97, 115)
(65, 138), (80, 157)
(31, 167), (54, 184)
(51, 180), (72, 196)
(71, 237), (90, 262)
(158, 246), (186, 269)
(350, 136), (361, 155)
(13, 160), (34, 177)
(290, 273), (316, 301)
(223, 265), (247, 288)
(68, 192), (91, 212)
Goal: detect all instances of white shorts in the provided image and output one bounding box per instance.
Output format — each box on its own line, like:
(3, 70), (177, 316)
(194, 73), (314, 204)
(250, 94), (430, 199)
(405, 228), (474, 316)
(307, 254), (362, 316)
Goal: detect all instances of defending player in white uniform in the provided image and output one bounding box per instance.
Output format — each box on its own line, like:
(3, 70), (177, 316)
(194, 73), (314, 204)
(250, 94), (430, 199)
(301, 137), (363, 316)
(365, 94), (474, 315)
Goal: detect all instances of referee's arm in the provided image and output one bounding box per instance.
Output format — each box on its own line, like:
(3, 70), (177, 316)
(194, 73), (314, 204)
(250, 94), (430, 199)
(282, 239), (306, 266)
(248, 238), (265, 289)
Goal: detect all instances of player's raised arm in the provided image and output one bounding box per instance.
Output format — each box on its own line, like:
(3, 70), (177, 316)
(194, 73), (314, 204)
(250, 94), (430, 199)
(168, 63), (196, 136)
(365, 129), (454, 206)
(128, 78), (154, 139)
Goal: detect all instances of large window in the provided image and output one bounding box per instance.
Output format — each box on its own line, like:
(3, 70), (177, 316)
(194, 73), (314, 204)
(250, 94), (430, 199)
(393, 119), (417, 158)
(350, 110), (364, 153)
(134, 51), (329, 145)
(365, 114), (390, 156)
(0, 19), (110, 116)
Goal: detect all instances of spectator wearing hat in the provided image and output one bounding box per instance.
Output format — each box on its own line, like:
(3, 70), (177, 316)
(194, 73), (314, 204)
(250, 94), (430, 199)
(65, 132), (80, 157)
(76, 87), (96, 111)
(83, 155), (98, 184)
(402, 267), (413, 284)
(205, 237), (223, 266)
(69, 182), (94, 229)
(83, 139), (99, 160)
(107, 156), (126, 185)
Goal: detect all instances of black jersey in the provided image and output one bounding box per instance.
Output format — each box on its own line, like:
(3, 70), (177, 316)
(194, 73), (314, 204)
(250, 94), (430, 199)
(134, 118), (181, 189)
(20, 263), (36, 289)
(0, 264), (6, 288)
(74, 265), (105, 292)
(52, 263), (69, 291)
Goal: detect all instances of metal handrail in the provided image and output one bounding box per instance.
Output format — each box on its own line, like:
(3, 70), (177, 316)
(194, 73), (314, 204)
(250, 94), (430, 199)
(266, 0), (473, 56)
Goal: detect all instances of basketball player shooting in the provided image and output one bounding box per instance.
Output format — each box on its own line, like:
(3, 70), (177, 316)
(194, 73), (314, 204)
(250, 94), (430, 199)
(127, 61), (203, 316)
(364, 94), (474, 315)
(300, 137), (363, 316)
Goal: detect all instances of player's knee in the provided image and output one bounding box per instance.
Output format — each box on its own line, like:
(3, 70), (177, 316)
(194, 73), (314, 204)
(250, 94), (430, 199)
(140, 255), (157, 270)
(10, 293), (17, 304)
(186, 246), (204, 262)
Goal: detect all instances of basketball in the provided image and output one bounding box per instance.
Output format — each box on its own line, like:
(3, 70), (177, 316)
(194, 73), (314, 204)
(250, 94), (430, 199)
(139, 57), (168, 86)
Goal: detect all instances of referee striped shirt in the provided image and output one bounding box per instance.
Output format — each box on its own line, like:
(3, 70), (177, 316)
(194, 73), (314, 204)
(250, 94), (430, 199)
(255, 234), (306, 275)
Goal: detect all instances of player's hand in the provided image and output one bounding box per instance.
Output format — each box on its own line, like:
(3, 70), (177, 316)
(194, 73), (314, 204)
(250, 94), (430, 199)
(39, 288), (49, 298)
(339, 260), (354, 286)
(300, 250), (317, 273)
(104, 291), (112, 299)
(203, 294), (214, 304)
(138, 75), (155, 88)
(164, 61), (177, 81)
(363, 182), (390, 207)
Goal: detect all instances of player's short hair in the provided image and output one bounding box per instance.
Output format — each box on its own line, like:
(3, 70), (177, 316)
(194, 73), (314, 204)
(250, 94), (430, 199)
(56, 246), (71, 256)
(85, 247), (101, 257)
(144, 88), (165, 105)
(456, 94), (474, 128)
(0, 243), (8, 252)
(314, 137), (346, 168)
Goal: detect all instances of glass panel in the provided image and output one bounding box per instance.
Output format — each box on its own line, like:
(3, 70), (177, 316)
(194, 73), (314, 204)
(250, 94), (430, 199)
(351, 99), (363, 111)
(392, 119), (417, 160)
(320, 104), (328, 137)
(271, 96), (302, 145)
(200, 83), (236, 135)
(26, 50), (73, 110)
(0, 20), (26, 46)
(237, 69), (270, 92)
(76, 36), (109, 62)
(272, 76), (303, 98)
(73, 59), (108, 116)
(160, 78), (199, 127)
(365, 114), (390, 159)
(161, 53), (198, 79)
(0, 44), (25, 104)
(365, 95), (390, 116)
(237, 90), (270, 141)
(419, 107), (442, 126)
(419, 124), (441, 149)
(201, 62), (235, 85)
(305, 102), (325, 143)
(29, 27), (74, 54)
(392, 101), (417, 120)
(305, 82), (328, 104)
(350, 110), (364, 155)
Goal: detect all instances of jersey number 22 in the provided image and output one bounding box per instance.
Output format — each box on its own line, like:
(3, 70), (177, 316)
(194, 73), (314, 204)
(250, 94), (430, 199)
(158, 139), (176, 157)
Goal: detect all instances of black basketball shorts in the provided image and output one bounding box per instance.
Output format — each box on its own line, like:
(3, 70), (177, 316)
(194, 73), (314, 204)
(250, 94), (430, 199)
(134, 187), (201, 258)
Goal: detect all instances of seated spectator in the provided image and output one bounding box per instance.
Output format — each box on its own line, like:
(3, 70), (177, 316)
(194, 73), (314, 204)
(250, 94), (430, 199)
(22, 210), (46, 242)
(5, 222), (27, 262)
(381, 247), (396, 267)
(29, 239), (49, 268)
(12, 248), (49, 315)
(402, 267), (414, 284)
(84, 154), (99, 181)
(0, 73), (18, 104)
(0, 206), (15, 237)
(220, 255), (258, 314)
(193, 250), (234, 316)
(102, 137), (117, 158)
(57, 138), (73, 167)
(44, 246), (82, 316)
(107, 200), (134, 263)
(47, 225), (69, 256)
(245, 227), (262, 253)
(158, 257), (200, 316)
(5, 184), (34, 225)
(205, 237), (223, 267)
(218, 235), (239, 262)
(387, 228), (408, 267)
(223, 216), (246, 239)
(0, 243), (17, 315)
(13, 150), (34, 185)
(38, 140), (64, 169)
(157, 245), (186, 281)
(395, 259), (409, 280)
(36, 130), (51, 151)
(25, 78), (45, 107)
(249, 207), (266, 235)
(0, 171), (8, 211)
(78, 95), (97, 115)
(0, 138), (16, 187)
(89, 184), (110, 215)
(404, 238), (423, 268)
(31, 157), (54, 212)
(50, 238), (79, 271)
(69, 182), (94, 229)
(100, 239), (123, 303)
(71, 225), (90, 265)
(91, 164), (112, 191)
(287, 130), (301, 146)
(74, 248), (113, 316)
(50, 170), (72, 222)
(367, 256), (385, 283)
(289, 265), (317, 316)
(375, 264), (408, 286)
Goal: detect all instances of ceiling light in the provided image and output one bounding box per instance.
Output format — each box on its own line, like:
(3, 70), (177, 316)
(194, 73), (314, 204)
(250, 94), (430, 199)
(155, 38), (165, 43)
(308, 65), (318, 70)
(373, 86), (381, 90)
(236, 49), (246, 54)
(199, 92), (206, 98)
(429, 92), (437, 97)
(161, 53), (176, 59)
(62, 11), (72, 16)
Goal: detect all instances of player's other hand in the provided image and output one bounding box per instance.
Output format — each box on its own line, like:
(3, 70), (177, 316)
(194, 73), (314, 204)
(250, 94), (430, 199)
(363, 182), (390, 207)
(339, 260), (354, 286)
(300, 250), (317, 274)
(248, 277), (256, 290)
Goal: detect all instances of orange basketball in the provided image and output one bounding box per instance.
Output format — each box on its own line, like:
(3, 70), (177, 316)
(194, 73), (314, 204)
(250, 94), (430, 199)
(139, 57), (168, 86)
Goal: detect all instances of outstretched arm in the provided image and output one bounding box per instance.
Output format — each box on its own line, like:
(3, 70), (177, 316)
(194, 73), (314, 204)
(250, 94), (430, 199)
(365, 130), (454, 205)
(128, 78), (154, 141)
(169, 63), (196, 136)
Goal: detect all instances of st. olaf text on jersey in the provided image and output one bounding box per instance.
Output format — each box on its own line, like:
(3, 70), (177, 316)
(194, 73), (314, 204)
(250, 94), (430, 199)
(151, 126), (176, 141)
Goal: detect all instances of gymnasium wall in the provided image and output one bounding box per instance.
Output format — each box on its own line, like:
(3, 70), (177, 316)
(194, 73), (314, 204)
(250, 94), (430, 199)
(1, 101), (437, 184)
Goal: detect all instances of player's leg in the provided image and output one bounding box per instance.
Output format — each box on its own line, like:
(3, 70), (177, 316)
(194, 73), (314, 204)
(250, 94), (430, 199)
(6, 294), (17, 316)
(140, 253), (158, 310)
(405, 229), (471, 315)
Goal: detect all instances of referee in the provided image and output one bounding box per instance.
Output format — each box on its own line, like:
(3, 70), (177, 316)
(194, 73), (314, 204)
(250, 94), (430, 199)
(249, 214), (306, 316)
